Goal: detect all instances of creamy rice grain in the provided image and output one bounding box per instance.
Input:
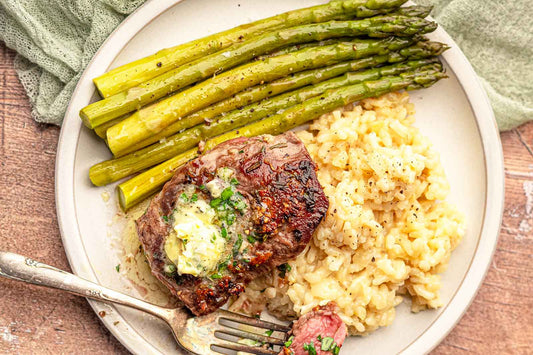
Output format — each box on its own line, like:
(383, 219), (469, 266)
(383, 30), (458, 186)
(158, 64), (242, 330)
(230, 92), (465, 335)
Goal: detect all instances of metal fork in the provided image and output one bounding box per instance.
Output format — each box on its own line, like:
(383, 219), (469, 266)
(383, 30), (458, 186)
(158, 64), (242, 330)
(0, 251), (290, 354)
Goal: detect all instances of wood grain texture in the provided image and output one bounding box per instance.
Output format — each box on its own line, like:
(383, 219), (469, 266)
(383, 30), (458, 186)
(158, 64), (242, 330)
(0, 43), (531, 354)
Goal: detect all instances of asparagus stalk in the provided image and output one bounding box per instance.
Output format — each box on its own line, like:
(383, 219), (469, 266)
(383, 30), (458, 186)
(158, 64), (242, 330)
(80, 16), (436, 129)
(105, 37), (417, 155)
(117, 68), (446, 210)
(90, 60), (441, 186)
(257, 5), (433, 60)
(394, 5), (433, 18)
(92, 0), (408, 98)
(112, 40), (448, 154)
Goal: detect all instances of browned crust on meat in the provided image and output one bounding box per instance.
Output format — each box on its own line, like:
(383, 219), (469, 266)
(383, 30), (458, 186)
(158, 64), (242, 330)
(136, 133), (328, 315)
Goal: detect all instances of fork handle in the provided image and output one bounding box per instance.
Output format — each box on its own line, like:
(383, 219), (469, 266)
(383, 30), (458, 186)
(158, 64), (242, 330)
(0, 251), (173, 321)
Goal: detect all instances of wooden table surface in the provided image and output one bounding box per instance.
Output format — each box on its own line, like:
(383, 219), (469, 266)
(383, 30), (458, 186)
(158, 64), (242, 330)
(0, 43), (531, 354)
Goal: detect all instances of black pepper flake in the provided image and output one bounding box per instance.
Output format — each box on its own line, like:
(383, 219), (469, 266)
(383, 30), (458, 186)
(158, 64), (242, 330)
(250, 108), (255, 112)
(371, 257), (375, 262)
(156, 62), (162, 67)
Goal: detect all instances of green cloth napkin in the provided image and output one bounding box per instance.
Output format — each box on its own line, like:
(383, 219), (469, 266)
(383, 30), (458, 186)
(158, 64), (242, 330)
(0, 0), (531, 130)
(417, 0), (532, 131)
(0, 0), (146, 125)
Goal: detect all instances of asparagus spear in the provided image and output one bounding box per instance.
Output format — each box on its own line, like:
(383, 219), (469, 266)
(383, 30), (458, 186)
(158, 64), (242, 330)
(117, 68), (447, 210)
(92, 0), (408, 98)
(256, 5), (433, 60)
(112, 40), (448, 154)
(105, 37), (417, 155)
(81, 16), (436, 129)
(90, 60), (441, 186)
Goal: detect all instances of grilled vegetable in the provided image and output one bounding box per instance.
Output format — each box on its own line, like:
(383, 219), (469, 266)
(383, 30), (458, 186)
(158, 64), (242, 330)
(117, 68), (446, 210)
(80, 16), (436, 129)
(92, 0), (408, 98)
(104, 37), (417, 155)
(90, 60), (441, 186)
(112, 40), (447, 154)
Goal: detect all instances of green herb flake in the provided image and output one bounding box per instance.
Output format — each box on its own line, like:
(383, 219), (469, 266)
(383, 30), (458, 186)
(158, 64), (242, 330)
(230, 177), (239, 185)
(238, 150), (244, 154)
(115, 264), (120, 272)
(333, 345), (340, 355)
(320, 337), (335, 351)
(317, 335), (322, 342)
(247, 234), (256, 243)
(303, 342), (317, 355)
(161, 215), (169, 223)
(234, 199), (247, 211)
(278, 263), (292, 278)
(284, 335), (294, 348)
(199, 184), (206, 190)
(180, 193), (188, 202)
(233, 235), (243, 256)
(221, 227), (228, 239)
(221, 186), (234, 200)
(211, 273), (222, 279)
(190, 193), (198, 202)
(182, 239), (188, 246)
(265, 330), (273, 337)
(210, 197), (222, 207)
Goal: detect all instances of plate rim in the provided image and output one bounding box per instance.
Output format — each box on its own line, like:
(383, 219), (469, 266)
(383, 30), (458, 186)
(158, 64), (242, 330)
(55, 1), (505, 354)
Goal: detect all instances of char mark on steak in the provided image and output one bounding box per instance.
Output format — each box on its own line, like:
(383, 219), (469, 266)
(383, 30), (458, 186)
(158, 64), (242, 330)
(136, 132), (328, 315)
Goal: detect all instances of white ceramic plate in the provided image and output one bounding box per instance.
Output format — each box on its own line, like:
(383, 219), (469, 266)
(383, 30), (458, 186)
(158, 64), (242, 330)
(55, 0), (505, 354)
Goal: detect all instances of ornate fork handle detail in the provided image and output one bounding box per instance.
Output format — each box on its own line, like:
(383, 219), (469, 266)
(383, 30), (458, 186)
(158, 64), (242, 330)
(0, 251), (172, 321)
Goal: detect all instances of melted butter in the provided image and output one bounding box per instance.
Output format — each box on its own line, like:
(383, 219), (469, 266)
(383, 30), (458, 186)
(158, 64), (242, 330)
(164, 197), (226, 277)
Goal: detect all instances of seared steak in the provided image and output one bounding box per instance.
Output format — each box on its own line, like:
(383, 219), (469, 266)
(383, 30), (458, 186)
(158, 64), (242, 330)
(136, 132), (328, 315)
(281, 303), (347, 355)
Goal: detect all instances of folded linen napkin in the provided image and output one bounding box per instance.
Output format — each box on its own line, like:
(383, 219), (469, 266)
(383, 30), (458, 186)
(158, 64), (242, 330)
(0, 0), (531, 130)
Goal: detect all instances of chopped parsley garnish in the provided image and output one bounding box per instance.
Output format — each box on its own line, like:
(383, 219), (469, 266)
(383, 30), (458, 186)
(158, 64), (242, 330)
(277, 263), (292, 278)
(217, 260), (229, 272)
(209, 181), (247, 226)
(314, 335), (339, 354)
(115, 264), (120, 272)
(247, 234), (256, 243)
(221, 227), (228, 239)
(320, 337), (335, 351)
(232, 235), (243, 256)
(265, 330), (273, 336)
(303, 342), (317, 355)
(199, 184), (206, 190)
(211, 233), (217, 243)
(180, 193), (188, 202)
(210, 197), (222, 208)
(230, 177), (239, 185)
(161, 215), (169, 223)
(221, 187), (234, 200)
(284, 335), (294, 348)
(211, 273), (222, 279)
(163, 264), (177, 277)
(190, 193), (198, 202)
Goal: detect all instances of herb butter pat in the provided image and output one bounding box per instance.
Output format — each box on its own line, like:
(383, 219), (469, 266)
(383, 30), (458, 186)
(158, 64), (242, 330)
(164, 198), (226, 277)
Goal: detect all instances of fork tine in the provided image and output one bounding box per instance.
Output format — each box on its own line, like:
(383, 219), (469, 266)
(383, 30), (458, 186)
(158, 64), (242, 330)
(211, 339), (278, 355)
(217, 309), (291, 332)
(215, 328), (286, 346)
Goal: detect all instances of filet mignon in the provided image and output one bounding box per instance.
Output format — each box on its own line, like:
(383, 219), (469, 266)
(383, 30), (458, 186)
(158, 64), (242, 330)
(136, 132), (328, 315)
(281, 303), (347, 355)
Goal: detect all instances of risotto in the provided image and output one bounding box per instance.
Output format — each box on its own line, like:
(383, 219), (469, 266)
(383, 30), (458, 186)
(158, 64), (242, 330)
(230, 91), (466, 335)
